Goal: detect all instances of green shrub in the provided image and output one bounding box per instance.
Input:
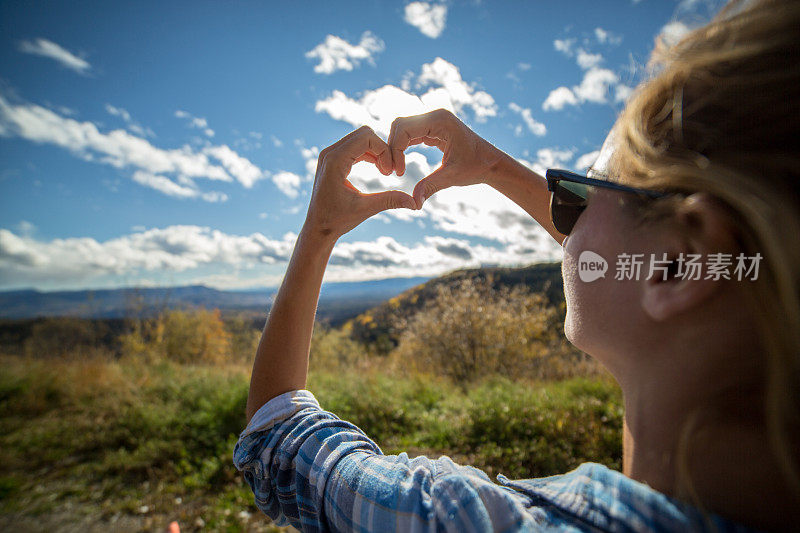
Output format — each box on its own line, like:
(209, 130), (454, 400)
(1, 340), (622, 528)
(393, 277), (565, 385)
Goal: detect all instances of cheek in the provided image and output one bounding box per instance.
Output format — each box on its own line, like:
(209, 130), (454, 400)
(560, 218), (626, 353)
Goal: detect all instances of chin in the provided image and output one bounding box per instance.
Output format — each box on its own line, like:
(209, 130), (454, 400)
(563, 307), (585, 352)
(561, 260), (582, 347)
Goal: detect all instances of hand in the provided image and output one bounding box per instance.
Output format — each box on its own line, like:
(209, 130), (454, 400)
(303, 126), (417, 242)
(387, 108), (506, 209)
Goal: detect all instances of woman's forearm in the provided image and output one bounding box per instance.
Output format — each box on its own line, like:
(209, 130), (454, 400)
(486, 152), (566, 246)
(243, 125), (416, 422)
(245, 224), (337, 422)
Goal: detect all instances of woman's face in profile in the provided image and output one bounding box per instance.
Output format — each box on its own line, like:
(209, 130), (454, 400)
(560, 185), (655, 374)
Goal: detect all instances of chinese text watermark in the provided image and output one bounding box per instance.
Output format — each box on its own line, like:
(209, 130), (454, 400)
(578, 251), (762, 283)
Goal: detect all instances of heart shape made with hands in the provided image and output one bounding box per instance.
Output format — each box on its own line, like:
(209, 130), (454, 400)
(350, 136), (445, 210)
(307, 111), (497, 240)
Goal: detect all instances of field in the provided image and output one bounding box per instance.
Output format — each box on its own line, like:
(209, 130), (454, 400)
(0, 277), (623, 532)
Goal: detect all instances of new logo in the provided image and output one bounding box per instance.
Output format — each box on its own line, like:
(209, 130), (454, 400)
(578, 251), (608, 282)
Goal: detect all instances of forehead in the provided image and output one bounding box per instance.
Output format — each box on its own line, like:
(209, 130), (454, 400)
(588, 128), (617, 180)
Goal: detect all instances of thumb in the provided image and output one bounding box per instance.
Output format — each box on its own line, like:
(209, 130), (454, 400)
(362, 190), (417, 218)
(412, 166), (457, 209)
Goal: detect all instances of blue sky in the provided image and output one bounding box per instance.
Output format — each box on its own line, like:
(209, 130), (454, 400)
(0, 0), (724, 291)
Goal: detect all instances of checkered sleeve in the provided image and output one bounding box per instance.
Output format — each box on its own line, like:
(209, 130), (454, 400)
(233, 389), (537, 533)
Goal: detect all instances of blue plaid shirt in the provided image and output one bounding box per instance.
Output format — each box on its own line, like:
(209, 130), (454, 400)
(233, 389), (758, 532)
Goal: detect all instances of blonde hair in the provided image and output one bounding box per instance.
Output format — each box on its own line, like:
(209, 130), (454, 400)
(610, 0), (800, 516)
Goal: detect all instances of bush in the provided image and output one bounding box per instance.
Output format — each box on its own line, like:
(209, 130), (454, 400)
(309, 323), (369, 372)
(22, 318), (110, 359)
(118, 308), (232, 364)
(0, 352), (622, 529)
(393, 277), (566, 385)
(454, 377), (623, 478)
(224, 313), (263, 364)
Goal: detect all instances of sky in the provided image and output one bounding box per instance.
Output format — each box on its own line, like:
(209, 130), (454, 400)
(0, 0), (725, 291)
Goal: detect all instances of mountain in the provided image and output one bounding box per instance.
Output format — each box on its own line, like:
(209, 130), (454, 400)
(0, 277), (431, 322)
(346, 262), (564, 352)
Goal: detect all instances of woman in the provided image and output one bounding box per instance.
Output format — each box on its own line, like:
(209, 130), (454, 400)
(234, 0), (799, 530)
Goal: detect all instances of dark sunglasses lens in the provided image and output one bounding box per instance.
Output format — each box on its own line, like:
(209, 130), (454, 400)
(551, 181), (589, 235)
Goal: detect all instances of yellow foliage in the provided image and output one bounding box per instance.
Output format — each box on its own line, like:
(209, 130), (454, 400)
(393, 277), (573, 385)
(119, 308), (232, 364)
(309, 323), (369, 372)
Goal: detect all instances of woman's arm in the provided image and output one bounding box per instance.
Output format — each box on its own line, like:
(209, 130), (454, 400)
(387, 109), (566, 245)
(485, 153), (567, 246)
(244, 226), (335, 421)
(245, 126), (417, 422)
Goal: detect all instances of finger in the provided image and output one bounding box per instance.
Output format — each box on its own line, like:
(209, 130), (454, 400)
(410, 136), (447, 151)
(412, 165), (458, 209)
(361, 189), (417, 218)
(388, 110), (453, 176)
(337, 126), (393, 176)
(353, 152), (378, 166)
(423, 136), (447, 150)
(318, 126), (365, 165)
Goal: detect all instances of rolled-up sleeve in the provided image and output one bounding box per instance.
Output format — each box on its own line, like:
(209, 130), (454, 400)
(233, 389), (537, 532)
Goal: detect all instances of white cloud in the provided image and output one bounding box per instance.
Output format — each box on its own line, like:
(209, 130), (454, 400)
(554, 38), (576, 56)
(131, 171), (228, 202)
(175, 109), (214, 137)
(272, 171), (303, 198)
(517, 62), (532, 71)
(202, 145), (264, 188)
(132, 171), (200, 199)
(16, 220), (36, 237)
(614, 84), (634, 103)
(0, 226), (297, 288)
(515, 148), (575, 176)
(352, 150), (562, 249)
(404, 2), (448, 38)
(574, 150), (601, 172)
(542, 86), (579, 111)
(315, 57), (497, 136)
(535, 147), (575, 168)
(270, 135), (283, 147)
(548, 28), (633, 111)
(508, 102), (546, 136)
(573, 67), (619, 103)
(0, 94), (267, 197)
(417, 58), (497, 121)
(0, 224), (562, 290)
(328, 232), (559, 280)
(315, 86), (419, 137)
(305, 31), (385, 74)
(542, 67), (619, 110)
(555, 38), (605, 70)
(105, 104), (131, 123)
(301, 146), (320, 179)
(594, 27), (622, 45)
(106, 104), (154, 137)
(576, 49), (603, 70)
(18, 38), (90, 74)
(658, 21), (691, 48)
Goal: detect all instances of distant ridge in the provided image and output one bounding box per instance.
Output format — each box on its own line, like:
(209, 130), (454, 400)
(0, 277), (431, 320)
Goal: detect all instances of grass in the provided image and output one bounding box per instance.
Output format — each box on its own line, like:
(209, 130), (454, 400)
(0, 353), (622, 532)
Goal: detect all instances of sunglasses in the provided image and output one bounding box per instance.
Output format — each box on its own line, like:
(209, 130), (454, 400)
(545, 168), (671, 235)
